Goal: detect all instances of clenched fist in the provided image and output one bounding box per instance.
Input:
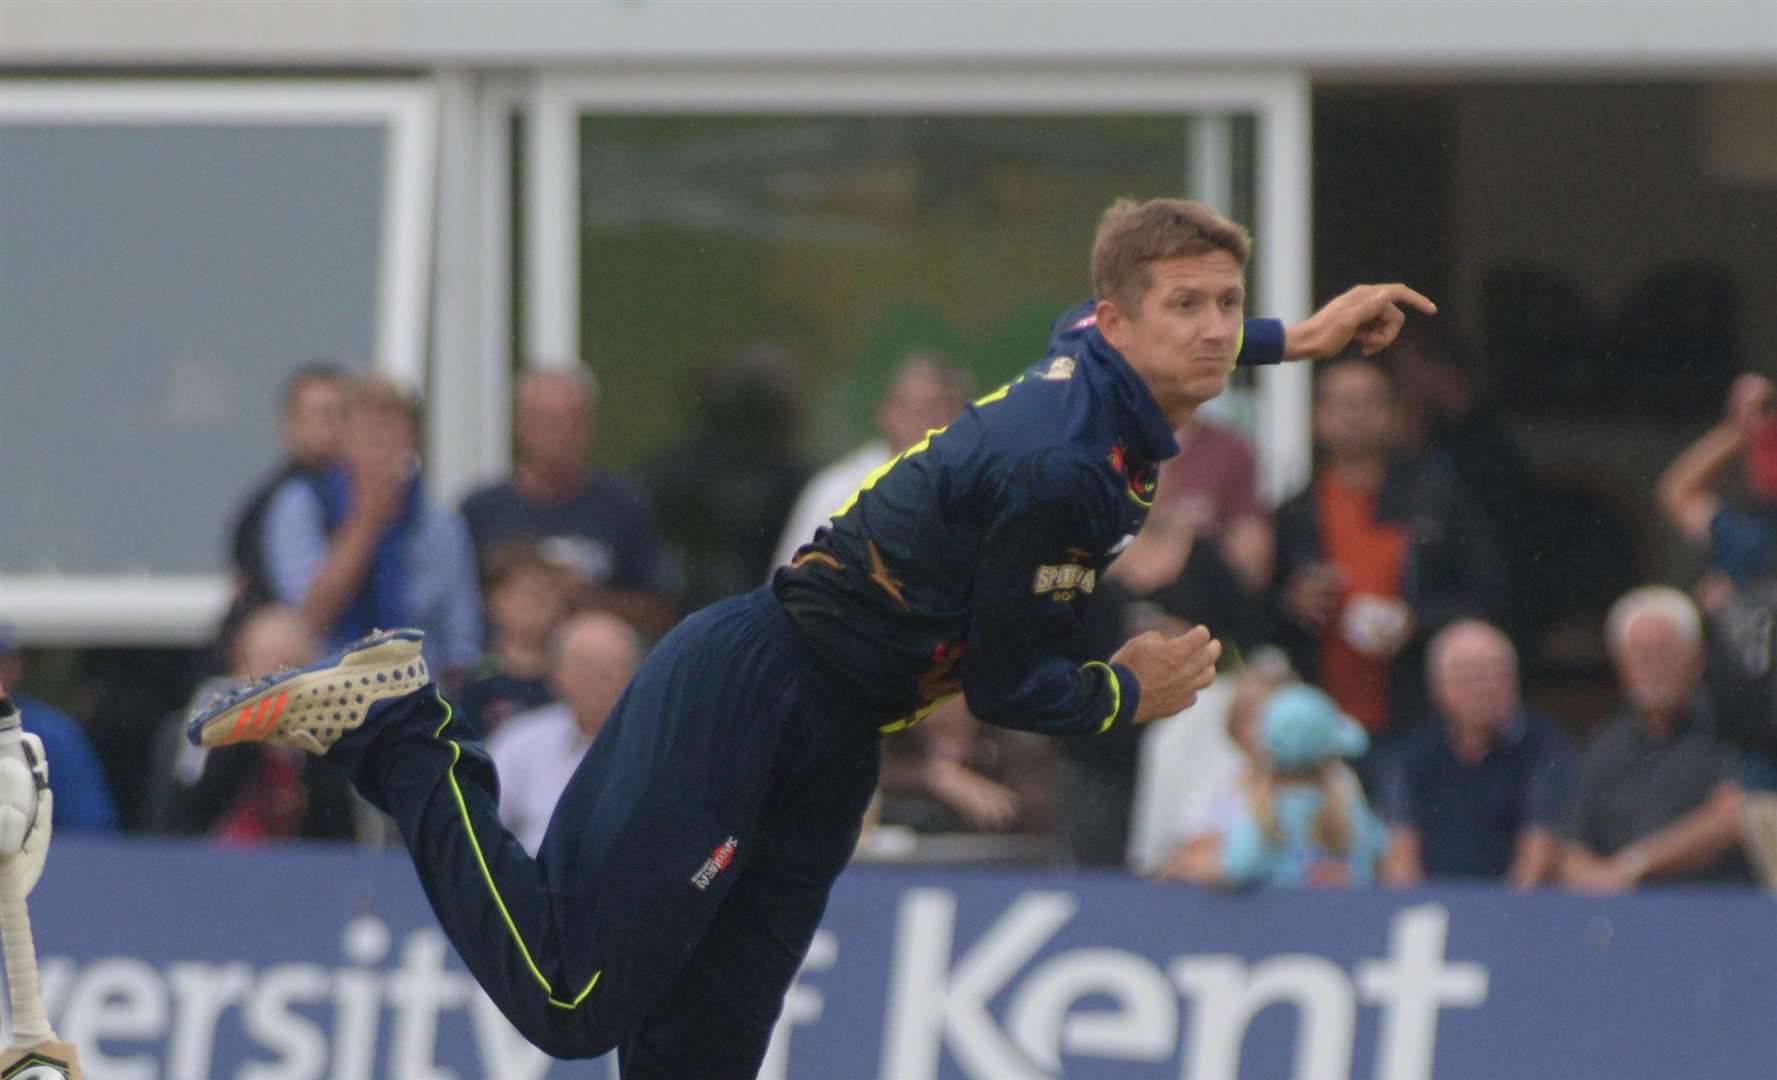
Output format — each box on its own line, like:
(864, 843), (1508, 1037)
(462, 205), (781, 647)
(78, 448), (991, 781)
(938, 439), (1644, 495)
(1110, 624), (1223, 723)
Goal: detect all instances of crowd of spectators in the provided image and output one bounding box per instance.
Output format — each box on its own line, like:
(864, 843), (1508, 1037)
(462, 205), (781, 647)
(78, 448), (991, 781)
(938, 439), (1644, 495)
(19, 323), (1777, 899)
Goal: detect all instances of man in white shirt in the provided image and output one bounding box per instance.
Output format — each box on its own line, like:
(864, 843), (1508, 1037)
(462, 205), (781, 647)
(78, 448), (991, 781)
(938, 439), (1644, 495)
(486, 611), (641, 854)
(768, 352), (969, 574)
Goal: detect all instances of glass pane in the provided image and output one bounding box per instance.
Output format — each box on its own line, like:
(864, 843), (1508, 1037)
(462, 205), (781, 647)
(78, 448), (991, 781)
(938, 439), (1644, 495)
(576, 114), (1259, 465)
(0, 125), (383, 574)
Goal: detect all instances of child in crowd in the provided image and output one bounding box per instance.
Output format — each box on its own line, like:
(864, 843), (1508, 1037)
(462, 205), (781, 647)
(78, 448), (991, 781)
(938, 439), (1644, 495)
(1151, 653), (1295, 883)
(458, 541), (572, 737)
(167, 604), (361, 841)
(1218, 683), (1388, 888)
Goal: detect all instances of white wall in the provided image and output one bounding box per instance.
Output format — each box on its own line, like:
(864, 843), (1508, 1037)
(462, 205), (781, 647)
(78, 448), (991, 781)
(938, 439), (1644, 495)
(2, 0), (1773, 69)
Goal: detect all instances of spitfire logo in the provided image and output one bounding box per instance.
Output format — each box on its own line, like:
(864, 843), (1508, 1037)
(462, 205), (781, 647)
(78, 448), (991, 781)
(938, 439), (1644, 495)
(692, 837), (739, 891)
(1033, 563), (1096, 601)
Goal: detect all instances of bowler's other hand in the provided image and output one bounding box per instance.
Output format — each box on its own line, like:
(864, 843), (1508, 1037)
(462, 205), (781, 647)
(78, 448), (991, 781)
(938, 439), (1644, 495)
(1111, 624), (1222, 723)
(1285, 284), (1437, 361)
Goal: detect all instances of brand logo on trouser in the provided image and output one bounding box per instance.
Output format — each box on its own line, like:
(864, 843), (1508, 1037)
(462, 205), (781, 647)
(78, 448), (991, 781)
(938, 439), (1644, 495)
(691, 837), (738, 890)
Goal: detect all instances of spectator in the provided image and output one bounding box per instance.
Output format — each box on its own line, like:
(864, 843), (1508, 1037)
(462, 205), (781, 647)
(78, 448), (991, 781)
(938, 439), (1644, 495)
(1272, 355), (1510, 771)
(876, 700), (1060, 838)
(1216, 684), (1389, 888)
(1561, 586), (1750, 891)
(165, 605), (361, 842)
(219, 364), (347, 644)
(1389, 322), (1538, 644)
(650, 345), (812, 611)
(461, 368), (676, 637)
(1154, 415), (1274, 593)
(458, 541), (573, 738)
(486, 612), (641, 855)
(0, 627), (118, 833)
(1656, 373), (1777, 886)
(1657, 372), (1777, 597)
(770, 352), (969, 573)
(1061, 505), (1267, 866)
(1380, 619), (1572, 888)
(1150, 653), (1299, 882)
(262, 375), (481, 683)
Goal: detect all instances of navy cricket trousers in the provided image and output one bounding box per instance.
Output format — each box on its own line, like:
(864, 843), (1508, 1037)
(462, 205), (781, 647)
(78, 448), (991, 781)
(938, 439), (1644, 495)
(325, 588), (882, 1076)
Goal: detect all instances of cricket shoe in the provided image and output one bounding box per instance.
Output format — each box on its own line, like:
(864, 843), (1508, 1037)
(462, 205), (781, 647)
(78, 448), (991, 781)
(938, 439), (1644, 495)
(186, 629), (429, 755)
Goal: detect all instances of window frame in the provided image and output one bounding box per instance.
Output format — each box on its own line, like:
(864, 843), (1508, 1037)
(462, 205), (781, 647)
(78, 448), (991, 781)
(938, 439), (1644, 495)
(0, 79), (437, 644)
(523, 66), (1312, 503)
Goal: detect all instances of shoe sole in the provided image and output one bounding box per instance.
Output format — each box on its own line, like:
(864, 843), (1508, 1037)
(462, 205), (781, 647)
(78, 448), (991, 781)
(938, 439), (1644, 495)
(186, 629), (429, 755)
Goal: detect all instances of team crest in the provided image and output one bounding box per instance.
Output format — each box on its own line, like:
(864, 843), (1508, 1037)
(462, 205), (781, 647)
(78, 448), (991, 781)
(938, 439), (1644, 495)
(1127, 461), (1159, 503)
(1040, 355), (1076, 381)
(1107, 440), (1158, 504)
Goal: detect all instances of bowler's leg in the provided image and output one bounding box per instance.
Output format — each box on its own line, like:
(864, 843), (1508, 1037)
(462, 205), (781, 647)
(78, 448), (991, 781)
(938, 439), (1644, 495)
(329, 593), (801, 1060)
(326, 687), (623, 1058)
(618, 728), (881, 1078)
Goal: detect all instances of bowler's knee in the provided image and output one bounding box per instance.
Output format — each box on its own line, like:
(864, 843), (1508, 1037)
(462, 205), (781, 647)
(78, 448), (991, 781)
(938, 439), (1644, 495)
(515, 1011), (621, 1061)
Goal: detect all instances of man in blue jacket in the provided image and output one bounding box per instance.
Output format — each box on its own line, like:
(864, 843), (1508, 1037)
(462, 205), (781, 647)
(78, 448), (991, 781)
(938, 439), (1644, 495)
(189, 196), (1432, 1077)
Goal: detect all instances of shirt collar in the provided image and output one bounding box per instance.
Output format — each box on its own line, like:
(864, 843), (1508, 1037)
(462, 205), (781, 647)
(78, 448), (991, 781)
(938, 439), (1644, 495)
(1633, 692), (1711, 743)
(1049, 302), (1181, 464)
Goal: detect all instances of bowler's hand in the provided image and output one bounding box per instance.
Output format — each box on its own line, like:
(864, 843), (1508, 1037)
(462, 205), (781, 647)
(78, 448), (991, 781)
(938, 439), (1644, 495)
(1111, 624), (1222, 723)
(1285, 284), (1437, 360)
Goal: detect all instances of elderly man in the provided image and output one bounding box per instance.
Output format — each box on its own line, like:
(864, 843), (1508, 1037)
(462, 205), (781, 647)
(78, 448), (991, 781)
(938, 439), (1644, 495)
(1561, 586), (1749, 891)
(1380, 619), (1572, 887)
(486, 612), (641, 855)
(462, 368), (676, 636)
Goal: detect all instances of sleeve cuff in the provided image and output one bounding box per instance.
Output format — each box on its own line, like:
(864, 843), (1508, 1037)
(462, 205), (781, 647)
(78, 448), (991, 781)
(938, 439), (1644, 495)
(1236, 317), (1286, 366)
(1084, 660), (1142, 733)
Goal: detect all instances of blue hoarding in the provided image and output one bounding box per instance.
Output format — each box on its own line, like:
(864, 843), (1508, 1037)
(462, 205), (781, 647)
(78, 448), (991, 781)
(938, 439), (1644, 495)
(22, 839), (1777, 1078)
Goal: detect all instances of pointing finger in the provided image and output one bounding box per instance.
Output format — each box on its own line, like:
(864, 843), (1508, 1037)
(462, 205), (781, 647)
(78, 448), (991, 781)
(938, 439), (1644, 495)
(1374, 283), (1437, 316)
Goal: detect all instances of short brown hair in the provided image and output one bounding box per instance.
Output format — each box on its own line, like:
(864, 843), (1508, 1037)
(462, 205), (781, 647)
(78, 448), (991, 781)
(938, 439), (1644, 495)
(345, 373), (420, 427)
(1091, 197), (1251, 313)
(480, 538), (566, 594)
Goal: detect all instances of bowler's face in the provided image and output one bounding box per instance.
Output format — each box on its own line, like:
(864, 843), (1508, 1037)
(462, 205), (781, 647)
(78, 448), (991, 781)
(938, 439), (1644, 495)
(1108, 250), (1245, 407)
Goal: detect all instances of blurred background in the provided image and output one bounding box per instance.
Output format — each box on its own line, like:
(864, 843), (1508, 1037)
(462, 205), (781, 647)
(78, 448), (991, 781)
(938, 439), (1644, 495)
(3, 2), (1777, 1077)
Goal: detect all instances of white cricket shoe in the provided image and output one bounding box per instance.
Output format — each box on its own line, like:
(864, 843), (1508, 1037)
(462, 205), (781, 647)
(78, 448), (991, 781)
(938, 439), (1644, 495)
(185, 629), (429, 754)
